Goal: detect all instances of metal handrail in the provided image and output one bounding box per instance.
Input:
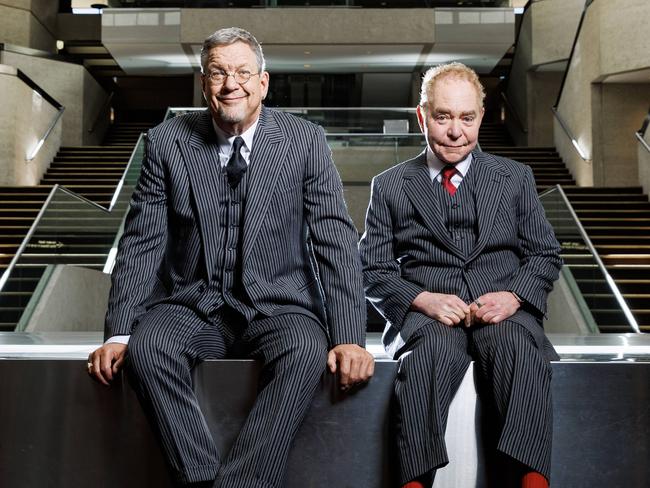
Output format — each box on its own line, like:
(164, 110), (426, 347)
(0, 185), (60, 293)
(639, 107), (650, 136)
(0, 184), (115, 294)
(552, 184), (640, 333)
(107, 132), (145, 211)
(325, 133), (421, 137)
(551, 107), (590, 161)
(500, 92), (527, 134)
(26, 107), (65, 161)
(102, 133), (147, 273)
(7, 68), (66, 162)
(636, 132), (650, 155)
(637, 107), (650, 154)
(167, 106), (417, 112)
(0, 132), (146, 295)
(88, 92), (114, 134)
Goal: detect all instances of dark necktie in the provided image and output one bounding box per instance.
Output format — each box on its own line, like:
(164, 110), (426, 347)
(226, 136), (247, 189)
(440, 165), (458, 196)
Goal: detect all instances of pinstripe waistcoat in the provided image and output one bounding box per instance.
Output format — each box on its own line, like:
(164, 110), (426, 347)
(359, 150), (562, 359)
(105, 107), (366, 347)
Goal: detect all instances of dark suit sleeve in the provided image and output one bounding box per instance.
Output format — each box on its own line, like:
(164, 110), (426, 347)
(303, 126), (366, 347)
(359, 176), (425, 328)
(104, 131), (169, 339)
(509, 165), (562, 316)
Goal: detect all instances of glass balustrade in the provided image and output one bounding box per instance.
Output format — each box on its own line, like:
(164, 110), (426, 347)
(165, 106), (420, 134)
(540, 186), (638, 334)
(0, 134), (146, 331)
(9, 108), (636, 337)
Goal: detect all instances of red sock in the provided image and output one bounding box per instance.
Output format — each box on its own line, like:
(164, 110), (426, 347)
(522, 471), (549, 488)
(402, 482), (425, 488)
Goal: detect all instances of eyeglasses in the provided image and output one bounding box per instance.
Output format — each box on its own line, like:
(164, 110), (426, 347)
(205, 69), (260, 85)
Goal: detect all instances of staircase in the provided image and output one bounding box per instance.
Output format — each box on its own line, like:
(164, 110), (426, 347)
(562, 187), (650, 332)
(481, 129), (649, 333)
(103, 122), (150, 147)
(0, 121), (152, 331)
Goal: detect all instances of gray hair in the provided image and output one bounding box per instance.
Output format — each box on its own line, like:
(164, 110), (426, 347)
(419, 62), (485, 108)
(200, 27), (266, 74)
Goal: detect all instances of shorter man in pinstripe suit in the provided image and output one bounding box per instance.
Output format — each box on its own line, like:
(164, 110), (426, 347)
(359, 63), (562, 488)
(88, 28), (373, 488)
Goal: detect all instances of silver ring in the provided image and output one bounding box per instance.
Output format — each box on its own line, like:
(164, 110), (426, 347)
(474, 300), (483, 308)
(87, 362), (93, 369)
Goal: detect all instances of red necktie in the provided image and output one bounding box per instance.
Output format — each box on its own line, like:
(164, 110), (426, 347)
(440, 165), (457, 196)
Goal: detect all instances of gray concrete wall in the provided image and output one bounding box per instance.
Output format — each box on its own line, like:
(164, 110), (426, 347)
(591, 83), (650, 187)
(0, 64), (61, 185)
(526, 71), (564, 146)
(545, 268), (597, 334)
(505, 0), (583, 146)
(180, 8), (436, 45)
(0, 0), (58, 52)
(0, 51), (109, 146)
(22, 265), (110, 333)
(556, 0), (650, 187)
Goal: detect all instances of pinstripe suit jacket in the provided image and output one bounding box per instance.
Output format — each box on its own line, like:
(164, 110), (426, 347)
(105, 107), (366, 347)
(359, 150), (562, 358)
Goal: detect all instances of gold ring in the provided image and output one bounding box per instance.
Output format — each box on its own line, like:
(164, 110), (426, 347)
(87, 362), (93, 369)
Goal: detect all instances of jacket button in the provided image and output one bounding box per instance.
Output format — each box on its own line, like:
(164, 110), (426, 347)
(198, 284), (205, 293)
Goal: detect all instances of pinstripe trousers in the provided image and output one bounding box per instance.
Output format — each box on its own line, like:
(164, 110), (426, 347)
(127, 303), (329, 488)
(393, 312), (553, 486)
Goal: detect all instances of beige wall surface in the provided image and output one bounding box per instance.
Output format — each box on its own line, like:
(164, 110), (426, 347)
(530, 0), (584, 66)
(180, 9), (436, 44)
(554, 115), (592, 186)
(0, 5), (31, 47)
(506, 0), (583, 145)
(598, 0), (650, 77)
(0, 1), (58, 51)
(0, 65), (61, 186)
(526, 71), (563, 146)
(556, 0), (650, 187)
(591, 83), (650, 187)
(0, 51), (109, 146)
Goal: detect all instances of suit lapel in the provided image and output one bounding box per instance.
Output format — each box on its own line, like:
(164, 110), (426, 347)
(467, 150), (508, 262)
(176, 110), (223, 275)
(403, 151), (465, 260)
(243, 107), (288, 261)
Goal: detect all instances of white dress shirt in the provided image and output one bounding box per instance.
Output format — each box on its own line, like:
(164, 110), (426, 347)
(425, 148), (473, 188)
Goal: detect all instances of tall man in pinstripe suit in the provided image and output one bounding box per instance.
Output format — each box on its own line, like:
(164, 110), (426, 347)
(87, 27), (374, 488)
(359, 63), (562, 488)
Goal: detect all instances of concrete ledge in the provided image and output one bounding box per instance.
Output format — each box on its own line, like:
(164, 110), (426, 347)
(1, 357), (649, 487)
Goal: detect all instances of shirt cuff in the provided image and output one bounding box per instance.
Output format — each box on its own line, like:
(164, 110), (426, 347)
(105, 335), (130, 345)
